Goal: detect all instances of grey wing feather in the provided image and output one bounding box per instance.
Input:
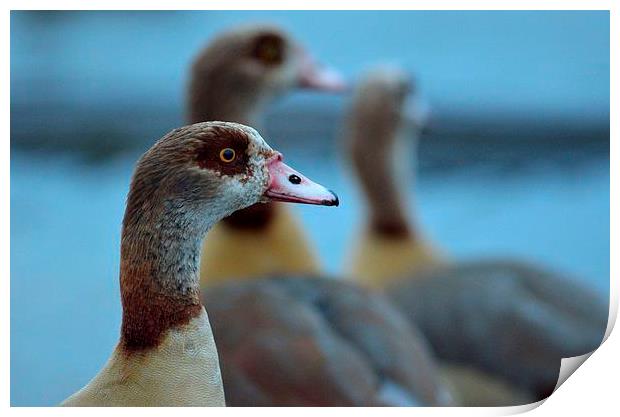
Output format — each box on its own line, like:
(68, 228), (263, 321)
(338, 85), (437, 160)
(387, 260), (608, 398)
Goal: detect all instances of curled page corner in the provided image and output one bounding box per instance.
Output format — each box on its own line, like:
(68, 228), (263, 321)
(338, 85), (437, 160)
(503, 398), (547, 414)
(506, 351), (598, 414)
(553, 352), (594, 394)
(602, 292), (618, 343)
(543, 293), (615, 403)
(504, 293), (614, 413)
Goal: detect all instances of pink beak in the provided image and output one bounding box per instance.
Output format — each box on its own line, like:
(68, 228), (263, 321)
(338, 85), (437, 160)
(264, 154), (339, 206)
(298, 49), (348, 92)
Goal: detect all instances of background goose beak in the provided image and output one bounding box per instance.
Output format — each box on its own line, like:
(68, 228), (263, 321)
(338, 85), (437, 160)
(264, 154), (339, 206)
(298, 49), (348, 92)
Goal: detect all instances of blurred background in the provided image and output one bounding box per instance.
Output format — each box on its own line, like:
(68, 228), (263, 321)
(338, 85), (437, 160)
(11, 11), (609, 406)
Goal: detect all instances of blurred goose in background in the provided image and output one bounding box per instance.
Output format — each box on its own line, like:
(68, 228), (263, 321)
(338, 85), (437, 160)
(344, 66), (608, 406)
(62, 122), (338, 405)
(203, 276), (452, 406)
(188, 24), (346, 285)
(344, 67), (445, 286)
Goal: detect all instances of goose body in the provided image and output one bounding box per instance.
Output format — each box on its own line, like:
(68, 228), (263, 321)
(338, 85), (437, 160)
(203, 276), (452, 406)
(387, 260), (607, 404)
(344, 67), (608, 405)
(61, 122), (338, 406)
(188, 25), (345, 285)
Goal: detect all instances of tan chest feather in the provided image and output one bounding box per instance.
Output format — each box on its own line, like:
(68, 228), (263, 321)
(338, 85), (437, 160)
(200, 205), (319, 286)
(347, 231), (448, 288)
(61, 310), (225, 407)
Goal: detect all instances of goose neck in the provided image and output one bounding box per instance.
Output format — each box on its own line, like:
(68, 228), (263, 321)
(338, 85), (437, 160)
(188, 80), (267, 130)
(356, 128), (419, 240)
(119, 200), (211, 352)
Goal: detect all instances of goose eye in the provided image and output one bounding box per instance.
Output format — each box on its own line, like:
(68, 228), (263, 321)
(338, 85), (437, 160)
(254, 34), (284, 65)
(259, 43), (280, 63)
(219, 148), (236, 163)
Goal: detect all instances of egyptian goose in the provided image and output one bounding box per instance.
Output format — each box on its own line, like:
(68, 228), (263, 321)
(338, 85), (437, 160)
(344, 67), (608, 405)
(61, 121), (338, 406)
(188, 25), (346, 285)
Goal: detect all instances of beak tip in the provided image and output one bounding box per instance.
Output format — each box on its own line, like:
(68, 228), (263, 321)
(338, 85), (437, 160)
(323, 190), (339, 207)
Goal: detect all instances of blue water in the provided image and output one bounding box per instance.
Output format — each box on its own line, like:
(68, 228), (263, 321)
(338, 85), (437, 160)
(10, 150), (609, 406)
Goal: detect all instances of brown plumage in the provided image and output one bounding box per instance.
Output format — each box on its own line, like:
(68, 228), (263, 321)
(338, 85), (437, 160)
(344, 66), (608, 405)
(203, 276), (453, 406)
(346, 68), (413, 239)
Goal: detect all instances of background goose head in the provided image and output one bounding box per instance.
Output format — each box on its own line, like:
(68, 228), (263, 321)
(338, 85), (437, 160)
(188, 24), (346, 126)
(192, 25), (345, 284)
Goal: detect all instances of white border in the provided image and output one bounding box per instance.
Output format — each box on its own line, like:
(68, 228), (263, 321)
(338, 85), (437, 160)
(3, 2), (616, 416)
(1, 1), (616, 10)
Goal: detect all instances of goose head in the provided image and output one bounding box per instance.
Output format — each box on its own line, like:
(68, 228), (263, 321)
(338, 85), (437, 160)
(126, 121), (338, 235)
(188, 24), (346, 124)
(347, 66), (423, 152)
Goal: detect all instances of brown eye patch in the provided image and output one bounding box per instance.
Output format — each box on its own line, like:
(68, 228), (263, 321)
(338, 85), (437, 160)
(252, 33), (284, 66)
(195, 127), (250, 176)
